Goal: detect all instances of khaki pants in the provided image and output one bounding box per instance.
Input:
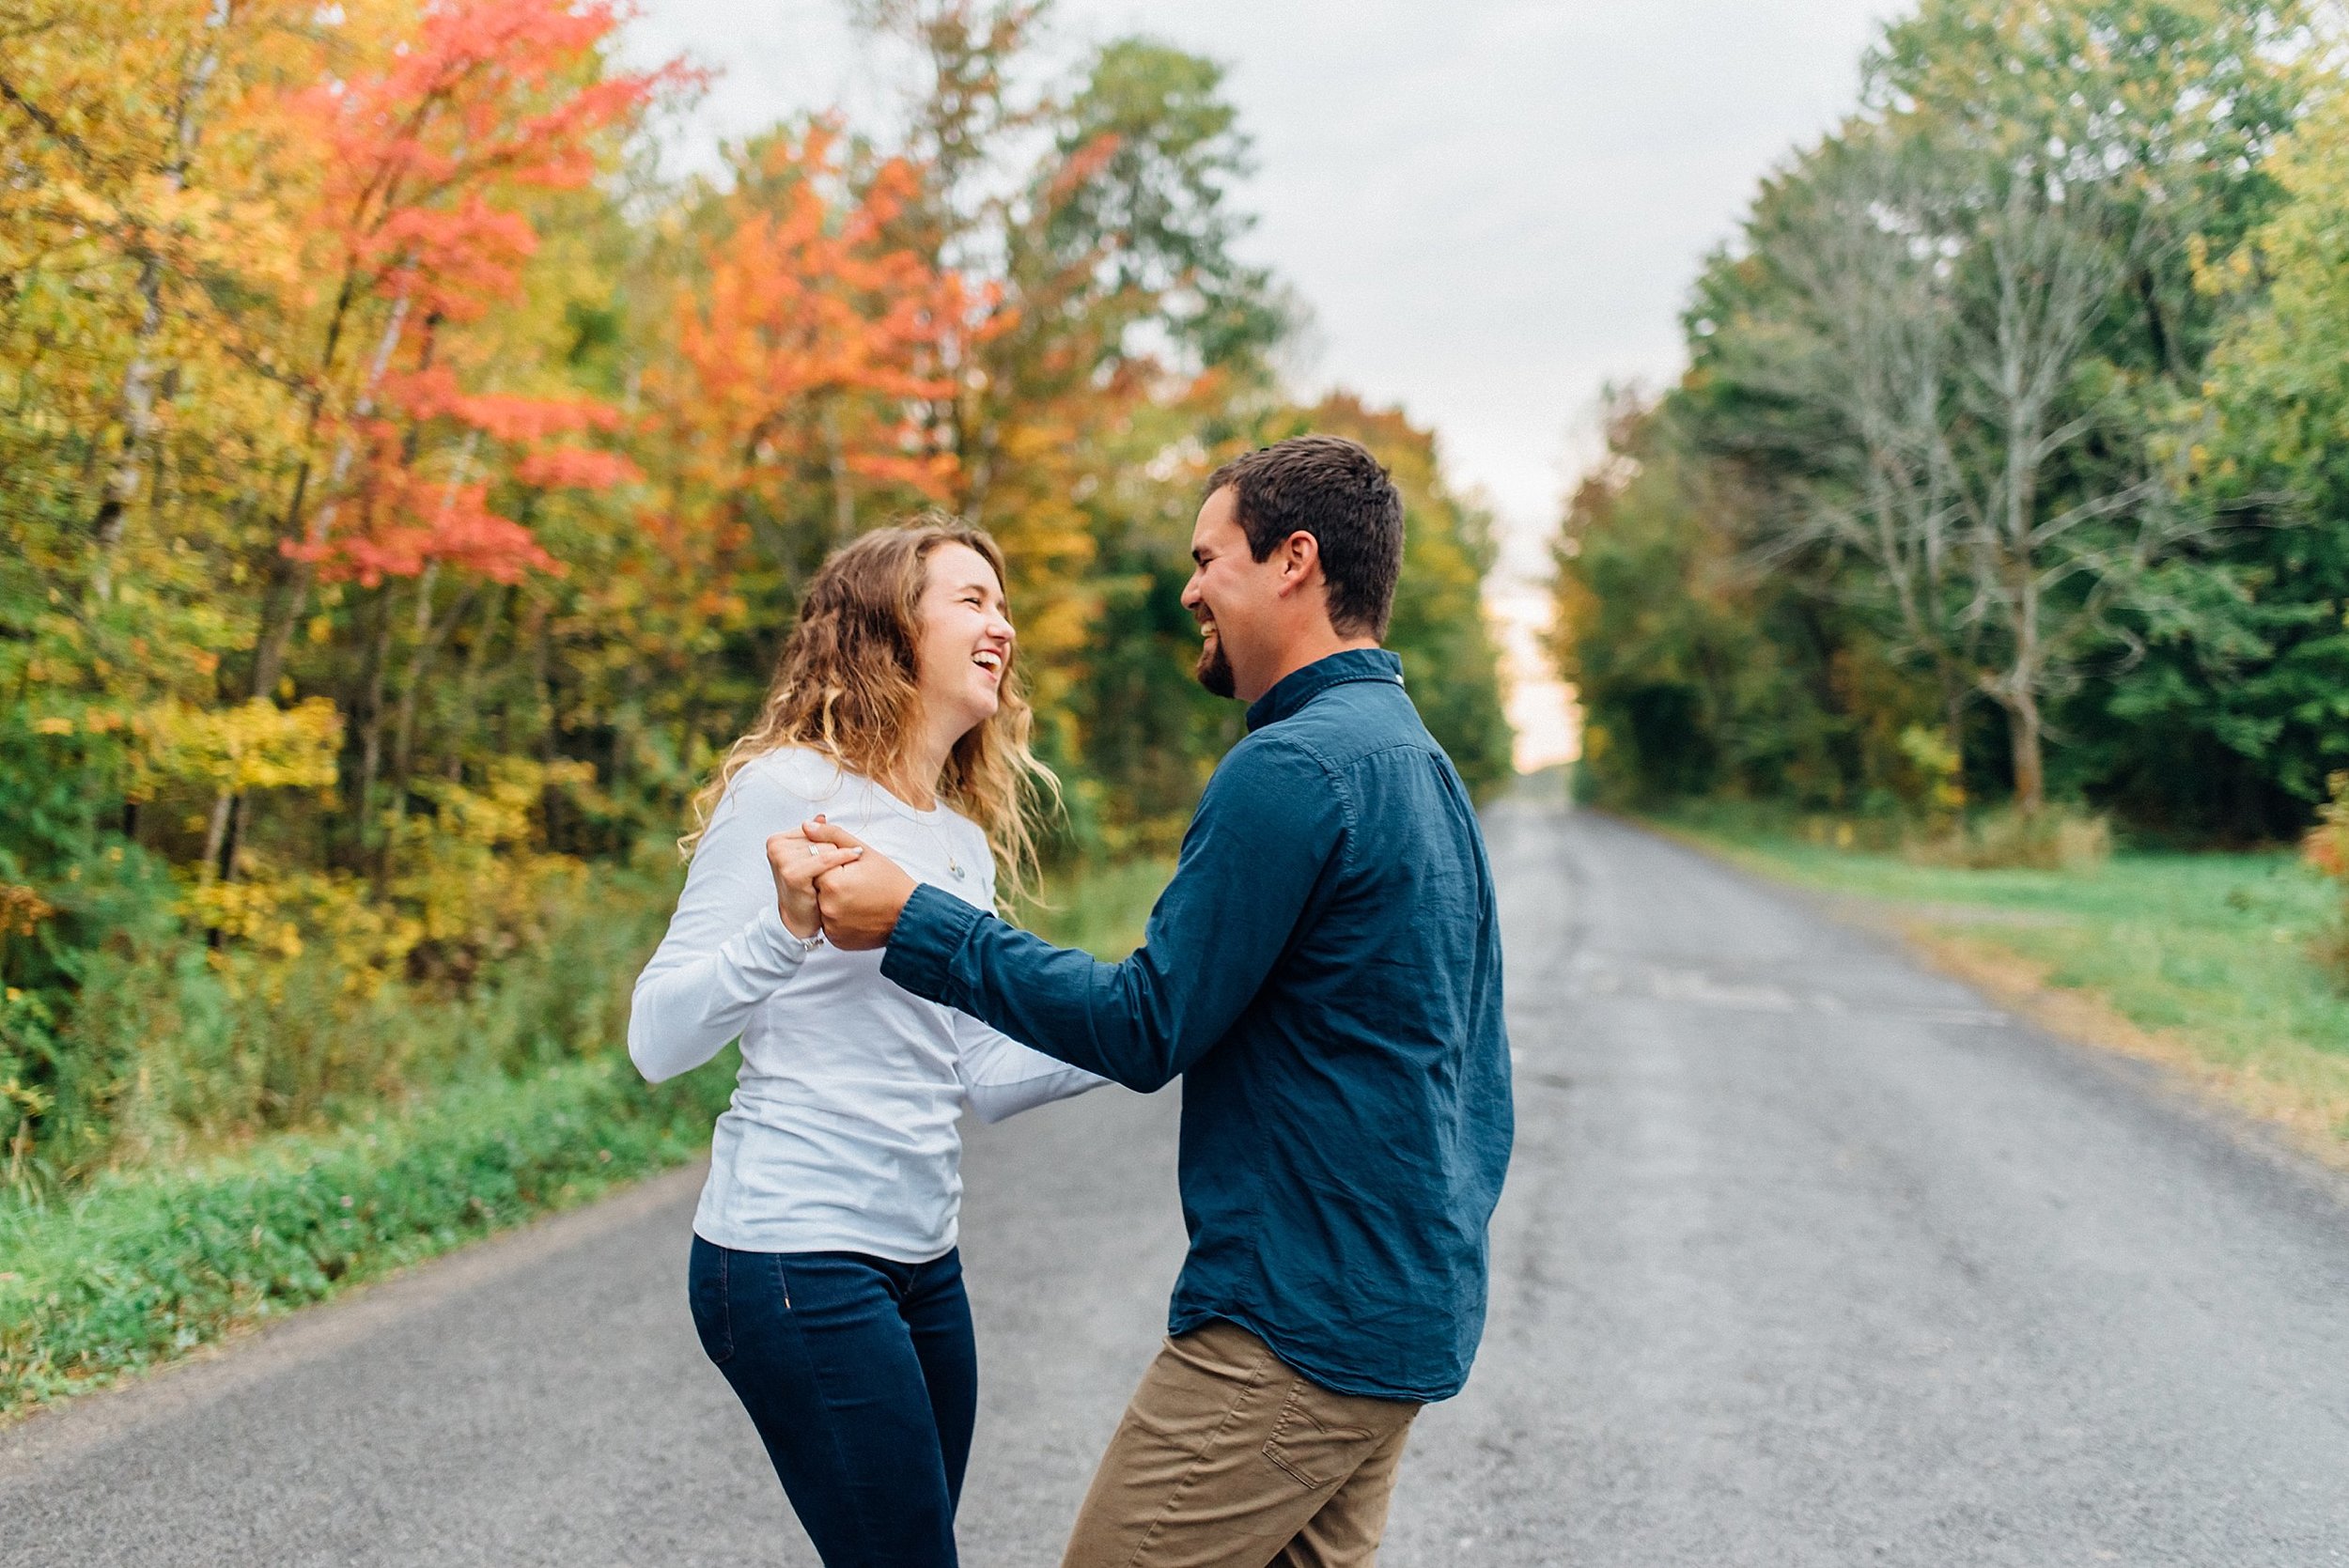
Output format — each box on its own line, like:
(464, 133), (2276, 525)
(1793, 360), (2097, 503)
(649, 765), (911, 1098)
(1060, 1321), (1421, 1568)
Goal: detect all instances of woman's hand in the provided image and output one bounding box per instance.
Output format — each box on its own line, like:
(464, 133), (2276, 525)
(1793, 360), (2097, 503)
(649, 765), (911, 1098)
(801, 820), (918, 951)
(765, 817), (865, 940)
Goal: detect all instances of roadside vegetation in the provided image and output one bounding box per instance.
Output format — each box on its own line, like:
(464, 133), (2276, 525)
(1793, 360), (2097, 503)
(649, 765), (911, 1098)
(0, 1049), (731, 1417)
(1023, 857), (1175, 960)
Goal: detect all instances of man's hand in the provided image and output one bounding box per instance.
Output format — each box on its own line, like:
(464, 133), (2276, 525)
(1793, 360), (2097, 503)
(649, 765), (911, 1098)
(804, 820), (919, 950)
(765, 816), (865, 940)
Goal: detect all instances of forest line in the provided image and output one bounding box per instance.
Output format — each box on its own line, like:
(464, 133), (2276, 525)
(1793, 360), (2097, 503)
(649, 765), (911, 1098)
(1553, 0), (2348, 872)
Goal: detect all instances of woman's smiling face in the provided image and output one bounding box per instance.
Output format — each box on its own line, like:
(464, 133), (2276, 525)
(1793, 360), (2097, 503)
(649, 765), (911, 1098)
(914, 541), (1016, 739)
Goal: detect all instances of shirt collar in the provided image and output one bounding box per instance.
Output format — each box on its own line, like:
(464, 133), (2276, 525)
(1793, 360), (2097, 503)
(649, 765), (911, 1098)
(1245, 647), (1405, 732)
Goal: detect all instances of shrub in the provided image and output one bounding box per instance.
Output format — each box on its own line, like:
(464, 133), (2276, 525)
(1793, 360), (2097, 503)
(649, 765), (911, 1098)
(0, 1051), (732, 1415)
(4, 853), (676, 1198)
(1904, 804), (2113, 872)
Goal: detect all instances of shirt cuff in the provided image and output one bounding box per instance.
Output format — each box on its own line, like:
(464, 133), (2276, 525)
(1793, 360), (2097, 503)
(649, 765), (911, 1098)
(881, 881), (986, 1002)
(725, 902), (815, 984)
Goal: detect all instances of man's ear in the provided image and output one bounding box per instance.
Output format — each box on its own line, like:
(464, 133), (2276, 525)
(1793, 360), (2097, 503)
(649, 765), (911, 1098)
(1273, 530), (1323, 599)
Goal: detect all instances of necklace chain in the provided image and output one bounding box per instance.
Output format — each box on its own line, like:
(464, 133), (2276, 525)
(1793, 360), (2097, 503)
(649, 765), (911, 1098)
(921, 814), (968, 881)
(879, 780), (968, 882)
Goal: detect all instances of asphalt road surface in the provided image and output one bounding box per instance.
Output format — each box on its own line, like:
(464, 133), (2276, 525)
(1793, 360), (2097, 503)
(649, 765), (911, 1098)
(8, 797), (2349, 1566)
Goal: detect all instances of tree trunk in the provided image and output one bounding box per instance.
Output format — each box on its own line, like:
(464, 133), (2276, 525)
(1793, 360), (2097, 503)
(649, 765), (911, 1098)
(199, 789), (236, 880)
(2006, 694), (2046, 817)
(381, 568), (476, 890)
(822, 403), (856, 542)
(90, 273), (164, 598)
(350, 583), (398, 875)
(212, 292), (411, 883)
(88, 1), (232, 599)
(444, 584), (505, 781)
(1939, 669), (1968, 808)
(245, 293), (412, 707)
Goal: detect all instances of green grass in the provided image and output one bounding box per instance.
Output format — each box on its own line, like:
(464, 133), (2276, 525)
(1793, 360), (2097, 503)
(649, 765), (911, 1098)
(0, 855), (1174, 1421)
(1658, 803), (2349, 1151)
(1025, 856), (1174, 959)
(0, 1054), (733, 1416)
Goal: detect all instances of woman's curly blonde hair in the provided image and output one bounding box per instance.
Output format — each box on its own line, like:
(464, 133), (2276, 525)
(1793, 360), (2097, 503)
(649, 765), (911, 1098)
(681, 519), (1058, 904)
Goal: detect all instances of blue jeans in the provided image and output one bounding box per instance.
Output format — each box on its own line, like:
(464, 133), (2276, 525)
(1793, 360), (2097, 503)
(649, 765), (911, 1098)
(689, 1236), (976, 1568)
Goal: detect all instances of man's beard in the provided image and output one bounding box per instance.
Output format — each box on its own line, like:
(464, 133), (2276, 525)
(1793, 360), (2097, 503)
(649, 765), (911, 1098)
(1194, 629), (1235, 698)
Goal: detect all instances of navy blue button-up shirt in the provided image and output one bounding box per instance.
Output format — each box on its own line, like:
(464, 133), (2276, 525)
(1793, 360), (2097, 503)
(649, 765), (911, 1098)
(881, 647), (1513, 1401)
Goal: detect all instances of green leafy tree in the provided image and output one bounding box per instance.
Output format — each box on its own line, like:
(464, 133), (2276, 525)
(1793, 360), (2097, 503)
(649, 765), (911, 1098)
(1553, 396), (1920, 809)
(1598, 0), (2326, 831)
(2123, 79), (2349, 833)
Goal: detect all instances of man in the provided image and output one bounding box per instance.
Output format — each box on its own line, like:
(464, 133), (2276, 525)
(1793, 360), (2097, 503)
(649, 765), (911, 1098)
(808, 434), (1512, 1568)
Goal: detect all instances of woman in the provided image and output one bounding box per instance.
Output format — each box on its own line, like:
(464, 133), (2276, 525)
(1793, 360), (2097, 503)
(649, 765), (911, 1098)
(627, 521), (1102, 1568)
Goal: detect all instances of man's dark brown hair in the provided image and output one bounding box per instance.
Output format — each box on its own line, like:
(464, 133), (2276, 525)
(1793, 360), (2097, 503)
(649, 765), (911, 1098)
(1205, 435), (1405, 639)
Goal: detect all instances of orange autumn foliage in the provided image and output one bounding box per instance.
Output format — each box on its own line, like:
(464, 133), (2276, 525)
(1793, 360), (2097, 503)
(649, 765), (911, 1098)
(274, 0), (686, 595)
(614, 125), (1001, 686)
(654, 125), (988, 532)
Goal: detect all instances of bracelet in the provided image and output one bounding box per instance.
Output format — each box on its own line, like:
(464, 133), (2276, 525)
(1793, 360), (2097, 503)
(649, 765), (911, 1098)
(777, 918), (827, 961)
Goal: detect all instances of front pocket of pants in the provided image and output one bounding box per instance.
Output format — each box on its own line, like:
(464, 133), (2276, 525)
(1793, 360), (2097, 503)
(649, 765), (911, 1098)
(1260, 1381), (1375, 1490)
(689, 1245), (735, 1367)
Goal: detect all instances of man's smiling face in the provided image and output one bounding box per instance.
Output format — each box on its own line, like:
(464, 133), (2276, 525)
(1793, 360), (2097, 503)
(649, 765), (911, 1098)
(1181, 487), (1271, 700)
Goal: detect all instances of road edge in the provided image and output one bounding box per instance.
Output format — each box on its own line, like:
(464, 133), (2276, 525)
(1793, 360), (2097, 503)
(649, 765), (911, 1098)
(1634, 811), (2349, 1188)
(0, 1159), (708, 1471)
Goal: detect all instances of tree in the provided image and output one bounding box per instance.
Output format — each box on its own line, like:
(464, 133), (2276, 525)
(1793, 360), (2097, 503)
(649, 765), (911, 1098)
(837, 4), (1310, 829)
(1553, 396), (1891, 809)
(216, 0), (674, 879)
(1692, 134), (1978, 774)
(650, 125), (969, 571)
(1866, 0), (2315, 815)
(1941, 137), (2165, 813)
(247, 0), (671, 699)
(2165, 81), (2349, 830)
(1672, 0), (2315, 816)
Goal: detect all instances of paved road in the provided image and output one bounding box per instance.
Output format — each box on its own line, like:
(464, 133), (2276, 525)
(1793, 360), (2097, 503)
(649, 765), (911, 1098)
(8, 800), (2349, 1566)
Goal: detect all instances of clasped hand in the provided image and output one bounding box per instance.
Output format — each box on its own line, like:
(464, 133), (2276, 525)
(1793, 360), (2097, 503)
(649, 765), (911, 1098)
(761, 816), (919, 951)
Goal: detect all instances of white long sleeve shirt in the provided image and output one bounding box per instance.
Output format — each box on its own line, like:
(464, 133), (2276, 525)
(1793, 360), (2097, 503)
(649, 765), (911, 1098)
(629, 746), (1104, 1260)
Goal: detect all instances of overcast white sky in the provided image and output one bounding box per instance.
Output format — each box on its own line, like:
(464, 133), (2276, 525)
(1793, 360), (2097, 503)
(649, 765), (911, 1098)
(619, 0), (1897, 768)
